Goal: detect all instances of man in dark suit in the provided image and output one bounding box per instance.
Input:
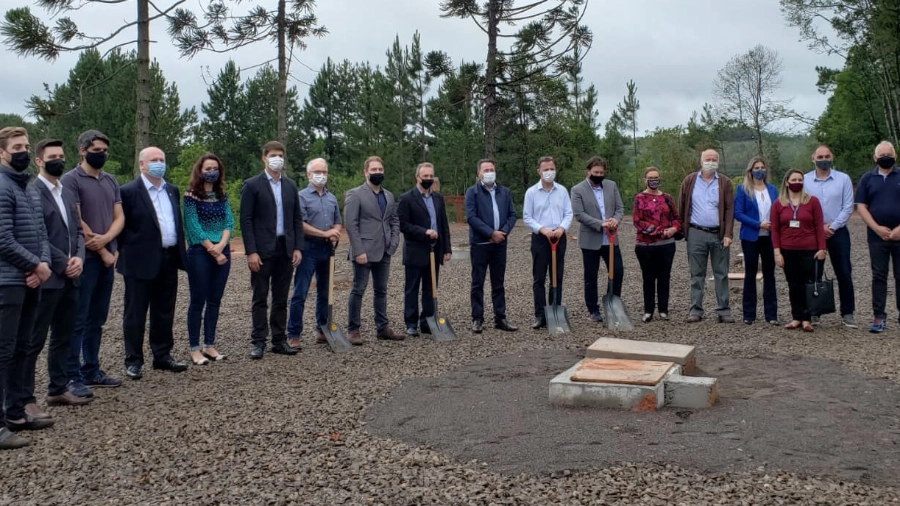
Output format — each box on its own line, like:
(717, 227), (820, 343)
(464, 159), (519, 334)
(22, 139), (91, 412)
(117, 146), (188, 379)
(397, 163), (451, 336)
(240, 140), (303, 359)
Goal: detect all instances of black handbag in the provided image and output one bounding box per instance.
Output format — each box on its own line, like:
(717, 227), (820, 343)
(806, 262), (836, 316)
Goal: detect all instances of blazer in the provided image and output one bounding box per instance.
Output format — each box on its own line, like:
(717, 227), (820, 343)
(570, 178), (625, 249)
(397, 187), (451, 267)
(31, 179), (85, 289)
(239, 171), (304, 259)
(677, 171), (735, 241)
(734, 183), (779, 242)
(117, 177), (187, 280)
(344, 183), (400, 263)
(464, 182), (517, 245)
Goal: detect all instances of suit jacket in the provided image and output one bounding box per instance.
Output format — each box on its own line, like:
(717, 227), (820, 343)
(31, 178), (85, 289)
(570, 178), (624, 249)
(117, 177), (187, 280)
(677, 171), (735, 240)
(397, 186), (451, 267)
(239, 171), (304, 259)
(344, 183), (400, 263)
(464, 182), (517, 245)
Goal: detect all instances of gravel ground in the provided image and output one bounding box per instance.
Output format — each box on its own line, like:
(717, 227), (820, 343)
(3, 215), (900, 505)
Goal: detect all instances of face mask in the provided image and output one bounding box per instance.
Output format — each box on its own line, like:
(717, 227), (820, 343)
(85, 151), (107, 170)
(310, 173), (327, 187)
(541, 170), (556, 183)
(788, 182), (804, 193)
(202, 170), (220, 183)
(420, 179), (434, 190)
(44, 159), (65, 177)
(481, 172), (496, 185)
(814, 160), (832, 171)
(752, 169), (766, 180)
(267, 156), (284, 171)
(589, 175), (604, 186)
(368, 173), (384, 186)
(8, 151), (31, 172)
(876, 156), (896, 169)
(647, 179), (660, 190)
(701, 161), (718, 173)
(147, 161), (166, 179)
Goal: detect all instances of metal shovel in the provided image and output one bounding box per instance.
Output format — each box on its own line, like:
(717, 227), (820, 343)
(424, 242), (456, 341)
(321, 242), (353, 352)
(544, 236), (571, 335)
(602, 228), (634, 331)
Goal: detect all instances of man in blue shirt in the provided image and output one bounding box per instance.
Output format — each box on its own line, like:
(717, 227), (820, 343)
(855, 141), (900, 333)
(523, 156), (574, 329)
(803, 145), (857, 328)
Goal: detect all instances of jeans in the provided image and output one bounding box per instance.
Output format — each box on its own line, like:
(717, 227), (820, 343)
(687, 228), (731, 317)
(740, 236), (777, 322)
(404, 263), (439, 328)
(470, 242), (508, 323)
(531, 233), (566, 318)
(583, 246), (624, 314)
(634, 243), (676, 314)
(68, 255), (114, 383)
(781, 249), (816, 321)
(26, 282), (79, 400)
(817, 227), (855, 317)
(186, 245), (231, 350)
(1, 286), (40, 422)
(288, 242), (331, 338)
(868, 240), (900, 320)
(347, 255), (391, 332)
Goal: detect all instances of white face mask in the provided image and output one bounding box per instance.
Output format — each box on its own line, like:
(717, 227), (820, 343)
(310, 173), (327, 187)
(481, 172), (496, 185)
(541, 170), (556, 183)
(701, 161), (718, 173)
(267, 156), (284, 172)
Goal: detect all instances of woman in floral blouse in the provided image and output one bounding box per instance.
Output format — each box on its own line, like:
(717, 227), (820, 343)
(183, 153), (234, 365)
(633, 167), (682, 322)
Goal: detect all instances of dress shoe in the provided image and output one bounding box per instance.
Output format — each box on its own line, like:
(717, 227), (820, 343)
(47, 391), (93, 407)
(717, 315), (735, 324)
(315, 332), (327, 344)
(494, 318), (518, 331)
(250, 343), (265, 359)
(471, 319), (484, 334)
(125, 365), (143, 380)
(376, 327), (405, 341)
(0, 428), (28, 449)
(347, 330), (363, 346)
(532, 316), (546, 329)
(684, 315), (702, 323)
(24, 404), (51, 420)
(7, 414), (55, 431)
(153, 357), (188, 372)
(271, 342), (299, 355)
(588, 311), (604, 323)
(287, 337), (302, 349)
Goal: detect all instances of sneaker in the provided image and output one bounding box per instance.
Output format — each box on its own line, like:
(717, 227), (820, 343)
(870, 319), (886, 333)
(841, 314), (858, 329)
(588, 311), (604, 323)
(659, 313), (669, 321)
(641, 313), (653, 323)
(66, 380), (94, 398)
(767, 320), (780, 326)
(405, 326), (419, 337)
(85, 372), (122, 388)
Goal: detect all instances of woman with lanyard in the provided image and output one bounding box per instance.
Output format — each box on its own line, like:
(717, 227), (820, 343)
(771, 169), (826, 332)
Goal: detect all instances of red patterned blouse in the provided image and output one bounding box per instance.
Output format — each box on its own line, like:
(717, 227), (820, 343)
(633, 192), (682, 246)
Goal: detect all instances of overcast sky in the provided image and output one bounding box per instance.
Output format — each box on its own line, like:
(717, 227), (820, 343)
(0, 0), (843, 133)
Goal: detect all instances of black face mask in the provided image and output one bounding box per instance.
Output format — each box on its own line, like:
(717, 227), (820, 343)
(589, 175), (604, 186)
(368, 173), (385, 186)
(85, 151), (107, 170)
(420, 179), (434, 189)
(877, 156), (896, 169)
(44, 159), (65, 177)
(8, 151), (30, 172)
(815, 160), (833, 171)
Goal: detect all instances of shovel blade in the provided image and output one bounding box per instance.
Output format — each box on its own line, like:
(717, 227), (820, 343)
(603, 294), (634, 331)
(544, 304), (571, 335)
(322, 321), (354, 353)
(425, 315), (456, 342)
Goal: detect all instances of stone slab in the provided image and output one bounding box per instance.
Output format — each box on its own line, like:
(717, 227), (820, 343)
(664, 374), (718, 409)
(549, 361), (682, 411)
(570, 358), (675, 386)
(586, 337), (696, 375)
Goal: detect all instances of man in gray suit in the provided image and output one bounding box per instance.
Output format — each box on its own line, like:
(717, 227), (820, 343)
(571, 156), (625, 322)
(344, 156), (402, 344)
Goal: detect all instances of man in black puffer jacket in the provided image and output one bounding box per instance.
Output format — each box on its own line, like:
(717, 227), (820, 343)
(0, 126), (52, 450)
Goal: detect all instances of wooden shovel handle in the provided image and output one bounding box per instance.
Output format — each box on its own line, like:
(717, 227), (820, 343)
(607, 229), (615, 281)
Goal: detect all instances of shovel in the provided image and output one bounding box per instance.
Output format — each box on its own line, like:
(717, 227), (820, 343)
(544, 236), (571, 335)
(424, 241), (456, 342)
(602, 228), (634, 331)
(321, 241), (353, 352)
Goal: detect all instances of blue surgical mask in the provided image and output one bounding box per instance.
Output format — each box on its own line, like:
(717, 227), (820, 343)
(148, 161), (166, 179)
(751, 169), (766, 180)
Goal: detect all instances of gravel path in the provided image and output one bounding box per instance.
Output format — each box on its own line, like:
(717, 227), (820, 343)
(2, 216), (900, 505)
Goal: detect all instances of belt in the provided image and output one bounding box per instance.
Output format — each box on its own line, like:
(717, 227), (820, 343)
(691, 225), (719, 234)
(306, 236), (331, 244)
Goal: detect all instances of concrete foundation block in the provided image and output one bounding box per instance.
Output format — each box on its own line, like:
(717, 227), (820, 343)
(664, 374), (718, 409)
(549, 361), (677, 411)
(586, 337), (697, 374)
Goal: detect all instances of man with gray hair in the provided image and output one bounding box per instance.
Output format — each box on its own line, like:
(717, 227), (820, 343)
(287, 158), (342, 348)
(677, 149), (735, 323)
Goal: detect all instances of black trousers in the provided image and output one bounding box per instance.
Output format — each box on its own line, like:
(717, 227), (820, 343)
(404, 263), (439, 328)
(470, 242), (508, 323)
(531, 233), (566, 318)
(741, 236), (778, 322)
(250, 242), (293, 345)
(25, 281), (79, 400)
(583, 245), (625, 314)
(868, 240), (900, 320)
(123, 251), (179, 368)
(781, 249), (816, 322)
(817, 227), (855, 317)
(634, 243), (675, 314)
(1, 286), (40, 422)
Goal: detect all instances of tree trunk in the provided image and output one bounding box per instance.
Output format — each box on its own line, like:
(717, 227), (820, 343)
(134, 0), (151, 175)
(276, 0), (288, 145)
(483, 0), (500, 159)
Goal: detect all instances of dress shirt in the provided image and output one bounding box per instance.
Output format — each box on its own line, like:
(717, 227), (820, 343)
(755, 188), (772, 236)
(141, 174), (177, 248)
(374, 188), (387, 216)
(299, 184), (341, 231)
(803, 169), (854, 230)
(485, 183), (501, 231)
(39, 174), (70, 254)
(523, 181), (573, 233)
(690, 172), (720, 227)
(266, 171), (285, 236)
(591, 183), (609, 246)
(419, 187), (437, 231)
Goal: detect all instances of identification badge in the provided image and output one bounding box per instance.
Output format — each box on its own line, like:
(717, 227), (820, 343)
(789, 220), (800, 228)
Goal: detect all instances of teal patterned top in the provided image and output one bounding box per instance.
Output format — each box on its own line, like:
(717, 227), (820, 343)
(183, 190), (235, 246)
